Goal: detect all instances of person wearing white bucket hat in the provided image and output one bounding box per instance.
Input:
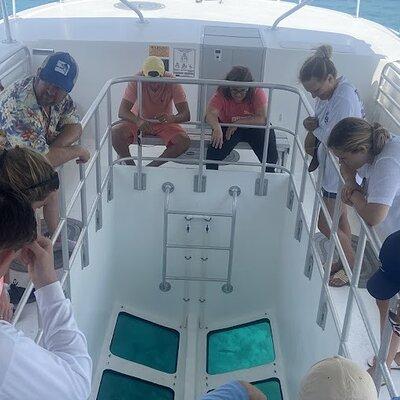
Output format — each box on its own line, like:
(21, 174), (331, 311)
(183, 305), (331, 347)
(299, 356), (377, 400)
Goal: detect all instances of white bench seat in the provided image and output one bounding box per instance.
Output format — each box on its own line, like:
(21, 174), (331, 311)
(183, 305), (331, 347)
(138, 129), (290, 167)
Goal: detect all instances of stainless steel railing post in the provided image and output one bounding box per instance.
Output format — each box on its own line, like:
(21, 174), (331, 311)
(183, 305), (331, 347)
(316, 150), (343, 330)
(160, 182), (174, 292)
(255, 89), (272, 196)
(120, 0), (148, 23)
(356, 0), (361, 18)
(134, 80), (145, 190)
(107, 88), (114, 201)
(221, 186), (241, 293)
(303, 150), (324, 278)
(79, 155), (90, 268)
(195, 83), (207, 192)
(374, 296), (398, 393)
(338, 229), (367, 354)
(271, 0), (314, 30)
(94, 109), (103, 231)
(0, 0), (14, 44)
(58, 164), (71, 274)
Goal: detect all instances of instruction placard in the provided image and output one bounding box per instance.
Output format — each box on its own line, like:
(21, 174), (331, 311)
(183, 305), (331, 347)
(173, 48), (196, 78)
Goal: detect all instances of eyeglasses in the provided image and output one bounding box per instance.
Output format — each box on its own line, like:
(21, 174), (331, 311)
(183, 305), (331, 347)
(230, 87), (249, 95)
(148, 71), (160, 78)
(25, 171), (60, 191)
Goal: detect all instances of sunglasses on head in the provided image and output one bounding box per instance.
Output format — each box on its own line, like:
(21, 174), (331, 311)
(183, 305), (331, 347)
(148, 71), (160, 78)
(25, 171), (60, 192)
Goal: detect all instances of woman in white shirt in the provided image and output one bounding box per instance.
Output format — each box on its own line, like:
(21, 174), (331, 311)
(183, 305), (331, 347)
(300, 45), (364, 287)
(328, 116), (400, 373)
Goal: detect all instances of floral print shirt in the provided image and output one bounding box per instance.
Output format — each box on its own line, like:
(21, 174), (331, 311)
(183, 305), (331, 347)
(0, 76), (80, 154)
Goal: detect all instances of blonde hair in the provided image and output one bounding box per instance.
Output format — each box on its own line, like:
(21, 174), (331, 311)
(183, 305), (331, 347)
(0, 147), (56, 203)
(299, 45), (337, 83)
(328, 117), (390, 156)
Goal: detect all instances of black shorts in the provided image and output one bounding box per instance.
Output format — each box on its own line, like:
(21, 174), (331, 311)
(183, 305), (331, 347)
(322, 188), (337, 199)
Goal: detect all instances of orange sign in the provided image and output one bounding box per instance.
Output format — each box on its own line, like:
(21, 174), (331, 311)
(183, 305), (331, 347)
(149, 45), (170, 58)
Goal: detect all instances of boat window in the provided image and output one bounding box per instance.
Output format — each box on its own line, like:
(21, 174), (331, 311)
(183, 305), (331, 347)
(207, 318), (275, 374)
(110, 312), (180, 373)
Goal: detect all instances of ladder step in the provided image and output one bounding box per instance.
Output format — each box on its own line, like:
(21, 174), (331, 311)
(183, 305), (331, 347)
(167, 210), (232, 218)
(167, 244), (230, 251)
(166, 275), (227, 283)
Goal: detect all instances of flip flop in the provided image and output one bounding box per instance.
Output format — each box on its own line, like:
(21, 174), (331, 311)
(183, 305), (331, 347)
(329, 268), (349, 287)
(324, 260), (343, 276)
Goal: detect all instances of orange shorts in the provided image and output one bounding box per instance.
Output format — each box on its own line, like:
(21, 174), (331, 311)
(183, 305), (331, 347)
(127, 122), (187, 147)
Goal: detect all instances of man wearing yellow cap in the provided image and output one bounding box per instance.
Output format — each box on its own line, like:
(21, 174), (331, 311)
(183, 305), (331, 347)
(112, 56), (191, 166)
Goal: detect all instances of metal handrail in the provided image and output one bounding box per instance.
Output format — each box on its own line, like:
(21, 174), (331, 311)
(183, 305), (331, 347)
(6, 71), (398, 396)
(119, 0), (147, 24)
(377, 60), (400, 131)
(0, 0), (13, 43)
(272, 0), (314, 30)
(0, 45), (31, 83)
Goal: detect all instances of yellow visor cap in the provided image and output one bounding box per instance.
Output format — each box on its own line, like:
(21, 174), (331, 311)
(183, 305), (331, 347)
(142, 56), (165, 76)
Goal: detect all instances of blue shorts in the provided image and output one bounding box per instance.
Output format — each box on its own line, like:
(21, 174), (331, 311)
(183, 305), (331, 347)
(200, 381), (249, 400)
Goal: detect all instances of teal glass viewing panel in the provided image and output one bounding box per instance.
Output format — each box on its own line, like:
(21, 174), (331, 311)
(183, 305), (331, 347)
(110, 312), (179, 373)
(207, 318), (275, 374)
(97, 370), (174, 400)
(253, 378), (283, 400)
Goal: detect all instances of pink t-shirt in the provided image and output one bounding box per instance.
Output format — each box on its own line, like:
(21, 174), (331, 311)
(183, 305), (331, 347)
(123, 72), (187, 119)
(209, 88), (267, 123)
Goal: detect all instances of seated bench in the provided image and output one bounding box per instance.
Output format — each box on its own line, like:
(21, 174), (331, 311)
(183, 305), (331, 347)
(137, 128), (290, 167)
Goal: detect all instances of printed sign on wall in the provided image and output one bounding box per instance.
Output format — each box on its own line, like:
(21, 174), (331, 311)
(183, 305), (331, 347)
(149, 45), (170, 58)
(173, 48), (196, 78)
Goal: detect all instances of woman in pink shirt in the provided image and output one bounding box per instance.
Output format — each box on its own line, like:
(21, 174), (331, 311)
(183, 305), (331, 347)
(206, 66), (278, 171)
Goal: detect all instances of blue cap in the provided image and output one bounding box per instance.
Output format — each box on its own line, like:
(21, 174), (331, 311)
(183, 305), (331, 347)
(38, 52), (78, 93)
(367, 230), (400, 300)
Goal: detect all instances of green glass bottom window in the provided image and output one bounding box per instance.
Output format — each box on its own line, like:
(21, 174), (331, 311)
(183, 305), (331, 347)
(110, 312), (179, 373)
(97, 370), (174, 400)
(207, 318), (275, 374)
(253, 378), (283, 400)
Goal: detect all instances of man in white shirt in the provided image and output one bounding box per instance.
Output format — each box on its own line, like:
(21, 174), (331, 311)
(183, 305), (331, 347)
(0, 184), (92, 399)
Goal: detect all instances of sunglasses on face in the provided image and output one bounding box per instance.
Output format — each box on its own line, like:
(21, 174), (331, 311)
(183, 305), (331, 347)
(230, 87), (249, 95)
(25, 172), (60, 192)
(148, 71), (160, 78)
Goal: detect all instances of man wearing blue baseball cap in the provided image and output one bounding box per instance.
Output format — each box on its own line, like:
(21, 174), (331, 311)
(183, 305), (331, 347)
(0, 51), (90, 247)
(0, 51), (89, 167)
(367, 230), (400, 375)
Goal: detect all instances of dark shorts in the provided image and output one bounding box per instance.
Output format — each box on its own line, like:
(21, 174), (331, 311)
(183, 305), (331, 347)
(322, 188), (337, 199)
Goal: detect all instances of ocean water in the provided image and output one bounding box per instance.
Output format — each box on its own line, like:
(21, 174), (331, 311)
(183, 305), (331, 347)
(3, 0), (400, 32)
